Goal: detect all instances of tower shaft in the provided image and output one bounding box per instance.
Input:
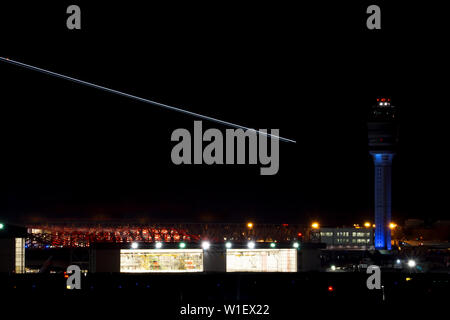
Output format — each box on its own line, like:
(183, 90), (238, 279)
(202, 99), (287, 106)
(368, 98), (398, 251)
(371, 153), (393, 250)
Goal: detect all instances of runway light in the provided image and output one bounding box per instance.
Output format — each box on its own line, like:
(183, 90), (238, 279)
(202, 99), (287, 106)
(407, 259), (416, 268)
(155, 242), (162, 249)
(225, 242), (232, 249)
(202, 241), (211, 250)
(270, 242), (276, 248)
(364, 222), (371, 228)
(131, 242), (139, 249)
(247, 222), (253, 229)
(247, 241), (255, 249)
(179, 242), (186, 249)
(311, 222), (319, 229)
(293, 242), (299, 248)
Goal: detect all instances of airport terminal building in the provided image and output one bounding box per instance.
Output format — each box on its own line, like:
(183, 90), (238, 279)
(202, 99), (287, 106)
(94, 242), (324, 273)
(318, 227), (374, 250)
(1, 222), (325, 273)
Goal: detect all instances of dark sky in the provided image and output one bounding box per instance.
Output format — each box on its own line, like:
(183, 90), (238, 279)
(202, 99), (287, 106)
(0, 1), (449, 225)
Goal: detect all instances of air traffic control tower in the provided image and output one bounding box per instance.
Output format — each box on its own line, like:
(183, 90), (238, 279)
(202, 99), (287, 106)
(368, 98), (399, 250)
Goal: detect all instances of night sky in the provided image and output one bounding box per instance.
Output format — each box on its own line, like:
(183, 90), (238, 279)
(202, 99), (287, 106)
(0, 2), (449, 225)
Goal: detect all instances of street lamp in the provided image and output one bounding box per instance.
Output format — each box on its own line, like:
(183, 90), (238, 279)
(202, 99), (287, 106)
(389, 223), (397, 229)
(407, 259), (416, 268)
(202, 241), (211, 250)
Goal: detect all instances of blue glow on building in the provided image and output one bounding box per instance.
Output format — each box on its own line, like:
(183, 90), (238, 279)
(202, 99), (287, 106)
(371, 152), (394, 250)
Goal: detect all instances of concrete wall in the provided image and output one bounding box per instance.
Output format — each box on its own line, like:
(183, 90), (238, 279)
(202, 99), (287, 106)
(94, 249), (120, 273)
(203, 248), (226, 272)
(299, 248), (322, 271)
(0, 238), (15, 272)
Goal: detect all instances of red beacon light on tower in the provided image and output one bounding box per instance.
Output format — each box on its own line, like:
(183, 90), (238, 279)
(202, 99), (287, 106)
(378, 97), (391, 107)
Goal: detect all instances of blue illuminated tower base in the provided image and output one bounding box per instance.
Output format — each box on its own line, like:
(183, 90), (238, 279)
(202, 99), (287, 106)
(371, 152), (394, 250)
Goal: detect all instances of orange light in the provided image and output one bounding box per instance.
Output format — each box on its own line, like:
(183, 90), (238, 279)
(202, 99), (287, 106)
(247, 222), (253, 229)
(311, 222), (319, 229)
(389, 223), (397, 229)
(364, 222), (371, 228)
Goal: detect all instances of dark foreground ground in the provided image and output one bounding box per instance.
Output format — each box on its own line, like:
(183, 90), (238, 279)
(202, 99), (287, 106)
(0, 272), (448, 318)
